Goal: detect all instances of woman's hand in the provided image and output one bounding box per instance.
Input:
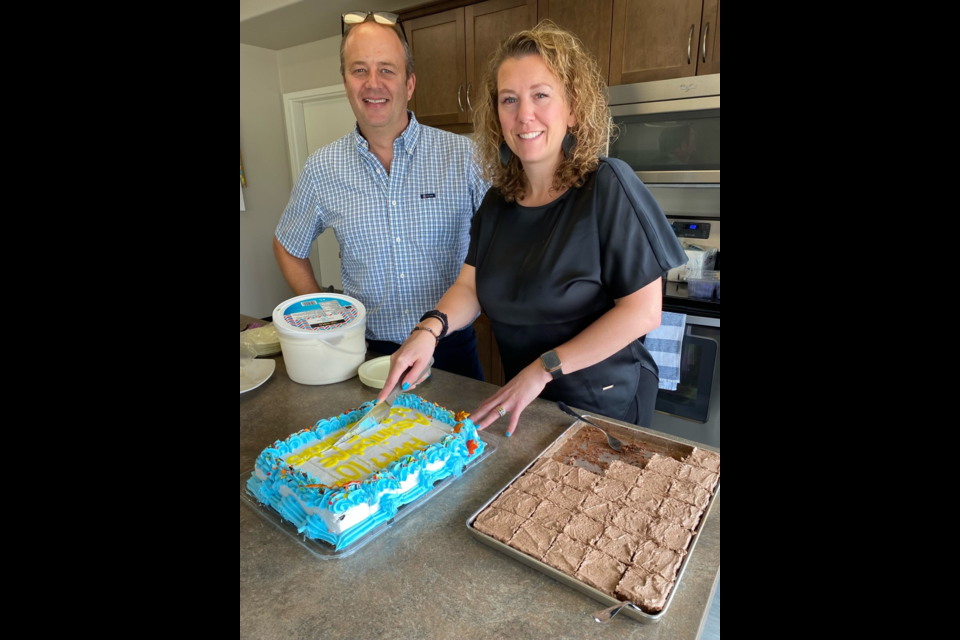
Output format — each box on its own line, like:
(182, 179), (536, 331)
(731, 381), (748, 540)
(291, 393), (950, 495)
(377, 329), (438, 403)
(471, 361), (552, 438)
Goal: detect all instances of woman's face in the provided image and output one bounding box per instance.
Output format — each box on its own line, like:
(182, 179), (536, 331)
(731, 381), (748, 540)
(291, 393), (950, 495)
(497, 54), (576, 172)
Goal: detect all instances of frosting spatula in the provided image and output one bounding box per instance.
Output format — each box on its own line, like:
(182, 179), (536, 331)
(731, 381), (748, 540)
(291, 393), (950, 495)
(333, 362), (431, 448)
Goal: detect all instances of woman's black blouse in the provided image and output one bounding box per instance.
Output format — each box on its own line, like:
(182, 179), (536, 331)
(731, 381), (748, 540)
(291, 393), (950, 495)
(465, 158), (688, 420)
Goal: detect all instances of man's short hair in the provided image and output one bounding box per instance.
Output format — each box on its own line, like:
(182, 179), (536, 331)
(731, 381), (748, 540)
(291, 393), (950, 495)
(340, 17), (415, 79)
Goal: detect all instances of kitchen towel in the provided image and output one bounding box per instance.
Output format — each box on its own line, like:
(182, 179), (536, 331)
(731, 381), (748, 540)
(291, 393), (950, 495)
(646, 312), (687, 391)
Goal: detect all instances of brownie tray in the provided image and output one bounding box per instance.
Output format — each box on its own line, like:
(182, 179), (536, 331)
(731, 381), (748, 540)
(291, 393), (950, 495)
(466, 414), (720, 624)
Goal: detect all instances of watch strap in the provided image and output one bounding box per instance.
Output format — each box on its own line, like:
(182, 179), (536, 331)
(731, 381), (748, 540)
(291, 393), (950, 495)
(540, 350), (563, 380)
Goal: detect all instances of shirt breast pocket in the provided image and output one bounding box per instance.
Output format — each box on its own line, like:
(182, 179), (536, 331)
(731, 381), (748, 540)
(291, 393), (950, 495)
(413, 195), (465, 264)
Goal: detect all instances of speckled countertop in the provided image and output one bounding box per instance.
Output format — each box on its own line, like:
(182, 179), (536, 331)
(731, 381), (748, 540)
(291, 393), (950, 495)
(239, 315), (720, 640)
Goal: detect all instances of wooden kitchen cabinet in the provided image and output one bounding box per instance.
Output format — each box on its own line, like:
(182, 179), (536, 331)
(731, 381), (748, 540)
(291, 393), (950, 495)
(473, 312), (505, 385)
(537, 0), (614, 84)
(610, 0), (721, 85)
(403, 0), (538, 128)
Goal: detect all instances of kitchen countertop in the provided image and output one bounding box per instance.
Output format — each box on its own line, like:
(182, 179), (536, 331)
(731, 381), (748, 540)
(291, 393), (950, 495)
(239, 314), (721, 640)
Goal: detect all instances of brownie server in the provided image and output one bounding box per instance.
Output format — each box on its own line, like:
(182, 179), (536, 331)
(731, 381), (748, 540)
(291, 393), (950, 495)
(466, 416), (721, 624)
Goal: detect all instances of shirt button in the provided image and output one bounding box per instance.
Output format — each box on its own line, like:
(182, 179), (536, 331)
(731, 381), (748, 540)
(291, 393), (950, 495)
(400, 274), (405, 279)
(396, 237), (401, 242)
(376, 169), (380, 174)
(392, 201), (397, 206)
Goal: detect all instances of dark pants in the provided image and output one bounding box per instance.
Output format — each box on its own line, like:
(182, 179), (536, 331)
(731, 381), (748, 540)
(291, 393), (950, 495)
(368, 326), (485, 382)
(622, 367), (661, 429)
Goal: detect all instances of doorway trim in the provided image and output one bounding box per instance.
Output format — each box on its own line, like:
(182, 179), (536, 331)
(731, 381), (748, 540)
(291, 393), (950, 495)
(282, 84), (349, 183)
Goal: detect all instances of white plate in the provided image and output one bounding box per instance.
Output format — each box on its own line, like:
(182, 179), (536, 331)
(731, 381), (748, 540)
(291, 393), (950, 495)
(358, 356), (433, 390)
(240, 359), (276, 394)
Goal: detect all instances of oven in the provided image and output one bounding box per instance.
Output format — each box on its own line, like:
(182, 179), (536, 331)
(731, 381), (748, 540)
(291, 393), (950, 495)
(649, 314), (720, 449)
(647, 212), (720, 449)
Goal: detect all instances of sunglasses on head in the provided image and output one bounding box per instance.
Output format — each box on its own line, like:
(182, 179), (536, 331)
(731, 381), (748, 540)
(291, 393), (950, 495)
(341, 11), (404, 37)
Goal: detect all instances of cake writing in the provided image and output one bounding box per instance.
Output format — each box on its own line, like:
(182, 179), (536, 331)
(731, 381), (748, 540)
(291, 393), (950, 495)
(285, 406), (445, 486)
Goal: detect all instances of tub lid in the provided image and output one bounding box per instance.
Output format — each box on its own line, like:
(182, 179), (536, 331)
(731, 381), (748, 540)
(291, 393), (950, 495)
(272, 293), (367, 337)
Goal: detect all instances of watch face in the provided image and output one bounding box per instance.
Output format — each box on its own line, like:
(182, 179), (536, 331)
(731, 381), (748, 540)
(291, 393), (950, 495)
(541, 350), (562, 371)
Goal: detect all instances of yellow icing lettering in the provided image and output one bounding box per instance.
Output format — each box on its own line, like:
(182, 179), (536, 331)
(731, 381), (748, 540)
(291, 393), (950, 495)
(319, 450), (351, 468)
(286, 441), (333, 467)
(335, 464), (361, 480)
(390, 419), (425, 432)
(392, 437), (428, 459)
(369, 455), (394, 470)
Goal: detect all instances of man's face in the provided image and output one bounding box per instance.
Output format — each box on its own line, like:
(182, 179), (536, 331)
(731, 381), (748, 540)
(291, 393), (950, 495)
(342, 22), (415, 136)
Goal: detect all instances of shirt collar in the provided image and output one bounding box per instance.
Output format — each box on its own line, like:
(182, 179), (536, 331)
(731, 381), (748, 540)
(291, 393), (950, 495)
(352, 111), (421, 156)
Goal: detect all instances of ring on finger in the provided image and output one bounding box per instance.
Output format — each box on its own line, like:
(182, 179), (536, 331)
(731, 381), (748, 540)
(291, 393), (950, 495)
(496, 406), (506, 418)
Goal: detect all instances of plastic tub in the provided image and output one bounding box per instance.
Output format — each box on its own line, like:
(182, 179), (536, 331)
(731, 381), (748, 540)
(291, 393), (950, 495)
(272, 293), (367, 385)
(687, 270), (720, 300)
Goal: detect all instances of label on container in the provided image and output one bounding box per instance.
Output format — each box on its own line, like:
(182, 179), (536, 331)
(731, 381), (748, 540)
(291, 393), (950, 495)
(282, 297), (360, 332)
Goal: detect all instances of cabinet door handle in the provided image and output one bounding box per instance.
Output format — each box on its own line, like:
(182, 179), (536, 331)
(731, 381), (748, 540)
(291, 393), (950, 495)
(702, 22), (710, 63)
(688, 25), (694, 64)
(466, 83), (473, 111)
(458, 83), (464, 112)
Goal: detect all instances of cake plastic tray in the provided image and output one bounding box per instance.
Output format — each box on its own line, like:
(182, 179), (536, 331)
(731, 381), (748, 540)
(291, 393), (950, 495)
(241, 430), (499, 560)
(466, 416), (720, 624)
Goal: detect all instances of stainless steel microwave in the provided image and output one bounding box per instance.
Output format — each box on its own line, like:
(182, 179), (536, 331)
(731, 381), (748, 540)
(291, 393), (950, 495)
(606, 74), (720, 186)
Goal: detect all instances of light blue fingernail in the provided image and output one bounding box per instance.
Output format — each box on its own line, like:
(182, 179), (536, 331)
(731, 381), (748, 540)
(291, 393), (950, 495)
(402, 382), (410, 391)
(506, 432), (512, 438)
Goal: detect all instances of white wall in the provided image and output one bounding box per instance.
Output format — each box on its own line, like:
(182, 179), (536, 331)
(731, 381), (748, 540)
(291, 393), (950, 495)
(240, 43), (296, 319)
(278, 35), (344, 95)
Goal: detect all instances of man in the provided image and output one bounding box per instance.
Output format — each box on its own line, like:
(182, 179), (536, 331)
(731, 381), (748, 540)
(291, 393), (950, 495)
(273, 13), (490, 380)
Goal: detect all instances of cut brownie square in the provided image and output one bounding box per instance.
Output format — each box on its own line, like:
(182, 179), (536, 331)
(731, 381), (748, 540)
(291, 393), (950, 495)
(508, 519), (559, 561)
(543, 533), (590, 577)
(647, 519), (693, 552)
(489, 488), (541, 519)
(530, 501), (575, 534)
(473, 507), (527, 544)
(513, 474), (559, 500)
(595, 525), (641, 566)
(605, 460), (644, 486)
(611, 509), (655, 538)
(645, 454), (683, 478)
(658, 497), (704, 530)
(668, 479), (711, 510)
(637, 471), (674, 497)
(563, 513), (606, 546)
(623, 487), (664, 517)
(617, 566), (675, 613)
(684, 447), (721, 474)
(548, 484), (589, 511)
(530, 458), (576, 482)
(632, 540), (686, 581)
(580, 493), (620, 524)
(593, 478), (630, 503)
(576, 550), (627, 597)
(562, 466), (602, 492)
(677, 463), (720, 493)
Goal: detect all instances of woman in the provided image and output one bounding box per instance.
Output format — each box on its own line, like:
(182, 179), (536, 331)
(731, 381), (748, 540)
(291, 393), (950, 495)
(378, 21), (687, 436)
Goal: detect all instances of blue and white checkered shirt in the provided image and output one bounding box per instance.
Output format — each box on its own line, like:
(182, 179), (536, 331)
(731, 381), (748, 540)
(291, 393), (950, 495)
(275, 112), (490, 344)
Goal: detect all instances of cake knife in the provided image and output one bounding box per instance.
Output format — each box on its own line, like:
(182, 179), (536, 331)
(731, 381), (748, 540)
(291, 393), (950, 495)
(333, 362), (431, 448)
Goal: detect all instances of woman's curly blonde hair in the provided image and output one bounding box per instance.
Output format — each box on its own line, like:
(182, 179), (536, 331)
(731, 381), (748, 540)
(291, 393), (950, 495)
(472, 20), (616, 203)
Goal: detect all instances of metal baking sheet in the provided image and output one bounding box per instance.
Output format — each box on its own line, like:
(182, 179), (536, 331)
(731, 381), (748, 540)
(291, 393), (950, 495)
(466, 416), (720, 624)
(242, 430), (499, 560)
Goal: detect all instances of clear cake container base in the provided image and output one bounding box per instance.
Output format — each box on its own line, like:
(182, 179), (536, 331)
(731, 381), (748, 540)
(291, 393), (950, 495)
(466, 417), (720, 624)
(241, 430), (499, 560)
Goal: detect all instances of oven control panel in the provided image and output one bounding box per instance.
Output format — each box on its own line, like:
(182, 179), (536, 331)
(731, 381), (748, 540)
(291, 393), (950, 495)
(672, 221), (711, 239)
